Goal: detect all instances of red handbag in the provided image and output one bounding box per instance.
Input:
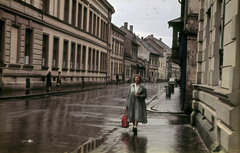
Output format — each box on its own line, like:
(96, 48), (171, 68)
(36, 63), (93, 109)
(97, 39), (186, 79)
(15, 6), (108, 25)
(121, 109), (129, 128)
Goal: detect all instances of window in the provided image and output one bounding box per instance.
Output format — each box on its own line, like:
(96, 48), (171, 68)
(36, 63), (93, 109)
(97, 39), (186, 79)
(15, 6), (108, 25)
(63, 40), (68, 68)
(93, 14), (96, 36)
(83, 7), (87, 31)
(53, 37), (59, 67)
(115, 42), (118, 55)
(88, 48), (91, 70)
(218, 0), (223, 84)
(57, 0), (60, 18)
(105, 23), (108, 41)
(10, 26), (19, 64)
(101, 20), (103, 39)
(78, 3), (82, 29)
(42, 34), (49, 66)
(64, 0), (69, 23)
(100, 52), (103, 71)
(82, 46), (86, 70)
(70, 42), (75, 69)
(24, 29), (33, 65)
(0, 21), (4, 63)
(89, 11), (92, 34)
(100, 52), (107, 72)
(97, 17), (100, 37)
(211, 115), (215, 129)
(112, 39), (114, 53)
(92, 49), (95, 70)
(76, 44), (81, 69)
(71, 0), (76, 26)
(96, 51), (99, 71)
(114, 62), (117, 74)
(43, 0), (49, 13)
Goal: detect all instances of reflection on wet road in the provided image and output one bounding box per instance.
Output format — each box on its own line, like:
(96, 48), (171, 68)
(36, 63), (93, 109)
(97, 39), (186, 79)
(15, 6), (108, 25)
(0, 83), (165, 152)
(106, 113), (209, 153)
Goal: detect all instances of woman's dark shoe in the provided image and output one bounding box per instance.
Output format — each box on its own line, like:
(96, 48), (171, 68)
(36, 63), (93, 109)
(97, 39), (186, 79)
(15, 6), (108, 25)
(132, 127), (137, 135)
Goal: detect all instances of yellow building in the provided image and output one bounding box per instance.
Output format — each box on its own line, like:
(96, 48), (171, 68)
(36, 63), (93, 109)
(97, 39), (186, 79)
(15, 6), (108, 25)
(0, 0), (114, 90)
(110, 23), (125, 83)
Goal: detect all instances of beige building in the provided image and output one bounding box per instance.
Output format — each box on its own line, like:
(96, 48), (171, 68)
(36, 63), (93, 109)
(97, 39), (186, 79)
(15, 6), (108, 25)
(144, 35), (175, 81)
(0, 0), (114, 90)
(110, 23), (125, 83)
(192, 0), (240, 152)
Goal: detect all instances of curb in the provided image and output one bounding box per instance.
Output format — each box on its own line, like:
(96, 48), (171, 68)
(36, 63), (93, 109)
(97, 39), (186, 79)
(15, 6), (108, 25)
(72, 134), (107, 153)
(146, 89), (165, 109)
(147, 109), (185, 115)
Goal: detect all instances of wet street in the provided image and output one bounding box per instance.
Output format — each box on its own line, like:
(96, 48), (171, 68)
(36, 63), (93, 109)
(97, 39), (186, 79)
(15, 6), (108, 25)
(0, 83), (167, 153)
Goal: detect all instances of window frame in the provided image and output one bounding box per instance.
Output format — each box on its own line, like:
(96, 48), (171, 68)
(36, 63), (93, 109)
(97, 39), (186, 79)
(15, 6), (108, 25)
(24, 28), (33, 65)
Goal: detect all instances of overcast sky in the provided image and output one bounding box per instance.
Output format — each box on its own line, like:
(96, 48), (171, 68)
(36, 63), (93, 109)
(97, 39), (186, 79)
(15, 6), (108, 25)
(107, 0), (181, 47)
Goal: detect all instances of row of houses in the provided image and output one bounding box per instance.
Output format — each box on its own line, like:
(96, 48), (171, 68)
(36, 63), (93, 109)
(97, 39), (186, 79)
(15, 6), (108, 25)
(0, 0), (179, 91)
(168, 0), (240, 152)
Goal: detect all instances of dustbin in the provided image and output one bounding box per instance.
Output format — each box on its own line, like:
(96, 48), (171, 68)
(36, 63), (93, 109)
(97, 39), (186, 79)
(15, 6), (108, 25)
(170, 83), (174, 93)
(165, 86), (171, 97)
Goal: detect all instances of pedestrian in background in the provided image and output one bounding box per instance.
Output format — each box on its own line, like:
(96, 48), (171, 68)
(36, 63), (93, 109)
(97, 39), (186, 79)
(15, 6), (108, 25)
(57, 71), (61, 91)
(46, 71), (52, 91)
(116, 74), (119, 85)
(126, 74), (147, 135)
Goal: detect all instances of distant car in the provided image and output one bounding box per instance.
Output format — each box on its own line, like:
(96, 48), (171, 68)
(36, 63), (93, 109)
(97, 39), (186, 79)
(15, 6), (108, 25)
(168, 78), (176, 85)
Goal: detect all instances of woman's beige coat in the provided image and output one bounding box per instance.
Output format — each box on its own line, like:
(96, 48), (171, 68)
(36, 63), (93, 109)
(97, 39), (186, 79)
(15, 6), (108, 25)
(126, 83), (147, 123)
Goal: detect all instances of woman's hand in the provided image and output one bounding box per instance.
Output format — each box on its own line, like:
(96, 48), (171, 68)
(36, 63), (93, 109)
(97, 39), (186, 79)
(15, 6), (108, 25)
(135, 94), (139, 98)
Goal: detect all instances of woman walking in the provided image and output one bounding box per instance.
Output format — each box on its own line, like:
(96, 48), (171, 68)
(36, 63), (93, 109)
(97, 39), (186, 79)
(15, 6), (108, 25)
(126, 74), (147, 135)
(46, 71), (52, 91)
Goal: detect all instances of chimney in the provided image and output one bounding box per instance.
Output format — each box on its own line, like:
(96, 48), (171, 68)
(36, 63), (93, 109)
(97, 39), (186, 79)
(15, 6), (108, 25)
(141, 37), (143, 40)
(124, 22), (128, 29)
(159, 38), (162, 41)
(151, 34), (154, 37)
(130, 25), (133, 33)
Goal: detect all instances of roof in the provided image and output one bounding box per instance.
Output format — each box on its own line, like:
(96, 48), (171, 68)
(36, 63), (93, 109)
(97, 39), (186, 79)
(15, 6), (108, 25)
(137, 58), (145, 68)
(168, 17), (181, 24)
(112, 23), (126, 36)
(153, 37), (171, 52)
(146, 42), (163, 57)
(101, 0), (115, 14)
(168, 17), (182, 27)
(120, 26), (134, 40)
(145, 35), (172, 53)
(135, 36), (160, 56)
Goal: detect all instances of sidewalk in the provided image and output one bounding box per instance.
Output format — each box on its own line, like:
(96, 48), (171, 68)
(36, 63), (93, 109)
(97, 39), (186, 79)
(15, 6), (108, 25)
(88, 86), (209, 153)
(148, 87), (184, 114)
(0, 84), (107, 99)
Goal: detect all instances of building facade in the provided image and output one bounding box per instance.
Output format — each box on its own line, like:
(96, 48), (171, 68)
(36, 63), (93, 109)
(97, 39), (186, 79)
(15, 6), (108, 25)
(168, 0), (198, 112)
(120, 22), (138, 81)
(124, 51), (132, 82)
(0, 0), (114, 90)
(144, 35), (175, 82)
(191, 0), (240, 152)
(110, 23), (125, 83)
(135, 36), (160, 82)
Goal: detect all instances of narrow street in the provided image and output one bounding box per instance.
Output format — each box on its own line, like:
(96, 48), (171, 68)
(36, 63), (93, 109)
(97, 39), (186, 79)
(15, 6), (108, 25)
(0, 83), (166, 153)
(93, 87), (209, 153)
